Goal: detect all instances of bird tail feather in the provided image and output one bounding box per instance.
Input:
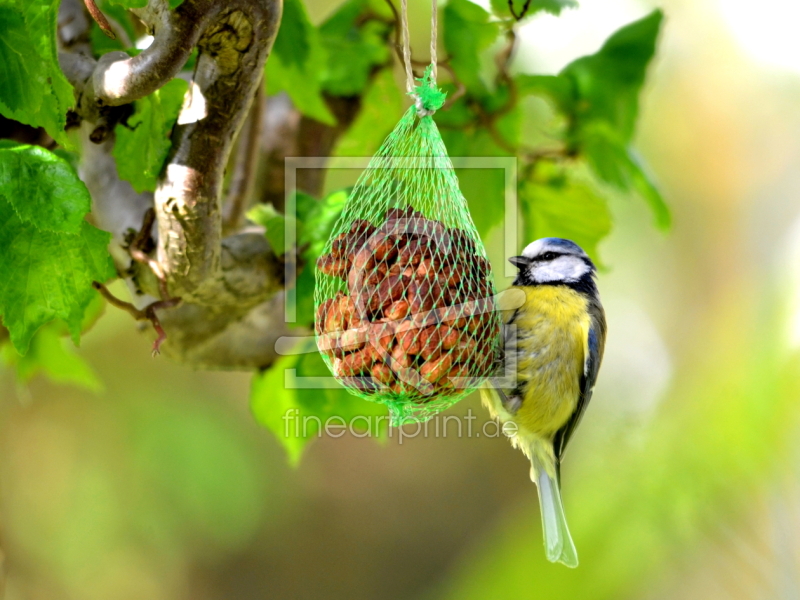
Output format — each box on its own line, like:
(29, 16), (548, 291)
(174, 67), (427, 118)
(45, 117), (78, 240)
(531, 454), (579, 568)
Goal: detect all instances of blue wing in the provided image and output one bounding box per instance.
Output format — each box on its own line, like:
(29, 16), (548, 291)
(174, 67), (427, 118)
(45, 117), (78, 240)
(552, 301), (606, 476)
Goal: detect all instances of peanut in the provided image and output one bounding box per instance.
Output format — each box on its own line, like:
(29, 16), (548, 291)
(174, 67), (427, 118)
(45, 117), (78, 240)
(417, 326), (441, 361)
(420, 354), (453, 383)
(451, 338), (478, 362)
(370, 321), (395, 352)
(395, 320), (422, 354)
(439, 325), (460, 350)
(325, 297), (345, 333)
(317, 255), (348, 278)
(316, 207), (500, 401)
(372, 362), (394, 385)
(336, 348), (375, 377)
(391, 344), (412, 369)
(353, 248), (375, 271)
(385, 299), (410, 320)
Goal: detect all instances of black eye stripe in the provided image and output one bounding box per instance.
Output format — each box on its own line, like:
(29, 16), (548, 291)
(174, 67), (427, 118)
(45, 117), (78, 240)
(534, 251), (563, 262)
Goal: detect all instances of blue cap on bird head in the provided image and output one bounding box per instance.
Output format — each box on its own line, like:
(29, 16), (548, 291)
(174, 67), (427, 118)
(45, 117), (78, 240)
(521, 238), (588, 260)
(509, 238), (596, 284)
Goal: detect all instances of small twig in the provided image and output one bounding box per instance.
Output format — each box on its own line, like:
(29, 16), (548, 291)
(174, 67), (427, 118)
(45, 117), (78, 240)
(84, 0), (116, 39)
(128, 208), (170, 299)
(92, 281), (181, 355)
(507, 0), (532, 21)
(439, 62), (466, 109)
(144, 298), (182, 355)
(103, 14), (133, 48)
(222, 79), (265, 235)
(493, 29), (519, 119)
(92, 280), (145, 319)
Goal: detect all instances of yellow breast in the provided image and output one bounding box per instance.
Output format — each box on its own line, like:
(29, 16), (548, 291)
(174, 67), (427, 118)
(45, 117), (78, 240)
(504, 285), (589, 436)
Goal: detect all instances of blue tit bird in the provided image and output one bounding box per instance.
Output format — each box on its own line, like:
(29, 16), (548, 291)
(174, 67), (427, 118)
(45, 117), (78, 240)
(480, 237), (606, 568)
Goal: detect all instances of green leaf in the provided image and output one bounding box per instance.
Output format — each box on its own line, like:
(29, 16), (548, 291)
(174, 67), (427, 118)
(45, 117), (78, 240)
(561, 9), (663, 142)
(581, 122), (669, 228)
(439, 127), (512, 238)
(490, 0), (578, 19)
(0, 1), (75, 148)
(333, 68), (403, 158)
(251, 353), (308, 465)
(515, 12), (668, 228)
(113, 78), (188, 193)
(266, 0), (336, 125)
(443, 0), (500, 97)
(246, 203), (297, 256)
(515, 74), (575, 116)
(251, 342), (388, 465)
(319, 0), (391, 96)
(520, 164), (612, 264)
(294, 189), (348, 327)
(0, 197), (116, 354)
(1, 323), (102, 391)
(0, 144), (91, 233)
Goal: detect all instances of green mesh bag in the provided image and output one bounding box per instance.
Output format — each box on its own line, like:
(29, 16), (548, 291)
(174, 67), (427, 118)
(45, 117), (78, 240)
(314, 68), (501, 425)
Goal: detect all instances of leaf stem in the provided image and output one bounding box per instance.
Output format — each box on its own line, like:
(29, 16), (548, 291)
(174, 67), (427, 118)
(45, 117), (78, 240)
(84, 0), (116, 40)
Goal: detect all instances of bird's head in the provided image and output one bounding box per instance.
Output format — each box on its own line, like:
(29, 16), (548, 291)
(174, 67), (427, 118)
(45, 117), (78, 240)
(509, 238), (596, 286)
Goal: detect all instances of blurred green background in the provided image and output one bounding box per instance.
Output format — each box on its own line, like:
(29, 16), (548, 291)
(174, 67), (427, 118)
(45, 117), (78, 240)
(4, 0), (800, 598)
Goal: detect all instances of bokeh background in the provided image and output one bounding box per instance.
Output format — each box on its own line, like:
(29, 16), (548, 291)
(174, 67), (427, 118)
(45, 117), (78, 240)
(3, 0), (800, 598)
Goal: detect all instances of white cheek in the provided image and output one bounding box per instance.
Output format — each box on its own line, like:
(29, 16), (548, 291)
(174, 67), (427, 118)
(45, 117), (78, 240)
(531, 257), (589, 282)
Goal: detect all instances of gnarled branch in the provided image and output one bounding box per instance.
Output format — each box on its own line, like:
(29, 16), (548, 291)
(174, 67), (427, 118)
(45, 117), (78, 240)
(154, 1), (280, 303)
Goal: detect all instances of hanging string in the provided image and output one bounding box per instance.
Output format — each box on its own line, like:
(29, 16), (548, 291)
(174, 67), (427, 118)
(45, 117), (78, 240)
(400, 0), (440, 107)
(400, 0), (415, 94)
(430, 0), (438, 83)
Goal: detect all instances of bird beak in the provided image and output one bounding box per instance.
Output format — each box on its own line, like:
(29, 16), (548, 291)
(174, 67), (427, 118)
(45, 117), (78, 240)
(508, 256), (530, 269)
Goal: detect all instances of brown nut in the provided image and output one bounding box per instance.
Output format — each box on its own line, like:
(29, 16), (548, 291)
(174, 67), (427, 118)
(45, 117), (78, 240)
(317, 255), (348, 278)
(349, 219), (375, 236)
(390, 344), (412, 369)
(439, 325), (460, 350)
(420, 354), (453, 383)
(353, 248), (375, 271)
(341, 376), (378, 392)
(339, 295), (355, 324)
(451, 338), (478, 362)
(353, 285), (381, 315)
(366, 262), (388, 285)
(324, 297), (346, 333)
(376, 275), (406, 309)
(335, 348), (375, 377)
(331, 233), (348, 257)
(370, 321), (395, 353)
(442, 265), (461, 287)
(447, 364), (470, 381)
(385, 300), (410, 320)
(395, 320), (422, 354)
(368, 237), (398, 262)
(419, 326), (443, 361)
(437, 305), (468, 329)
(396, 240), (431, 266)
(386, 207), (419, 222)
(316, 298), (334, 334)
(409, 279), (445, 315)
(317, 331), (341, 359)
(339, 328), (367, 352)
(371, 362), (394, 385)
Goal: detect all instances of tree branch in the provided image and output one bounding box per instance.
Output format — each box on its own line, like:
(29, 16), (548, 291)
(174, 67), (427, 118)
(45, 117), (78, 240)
(92, 0), (210, 106)
(154, 0), (281, 303)
(60, 0), (297, 369)
(222, 80), (265, 235)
